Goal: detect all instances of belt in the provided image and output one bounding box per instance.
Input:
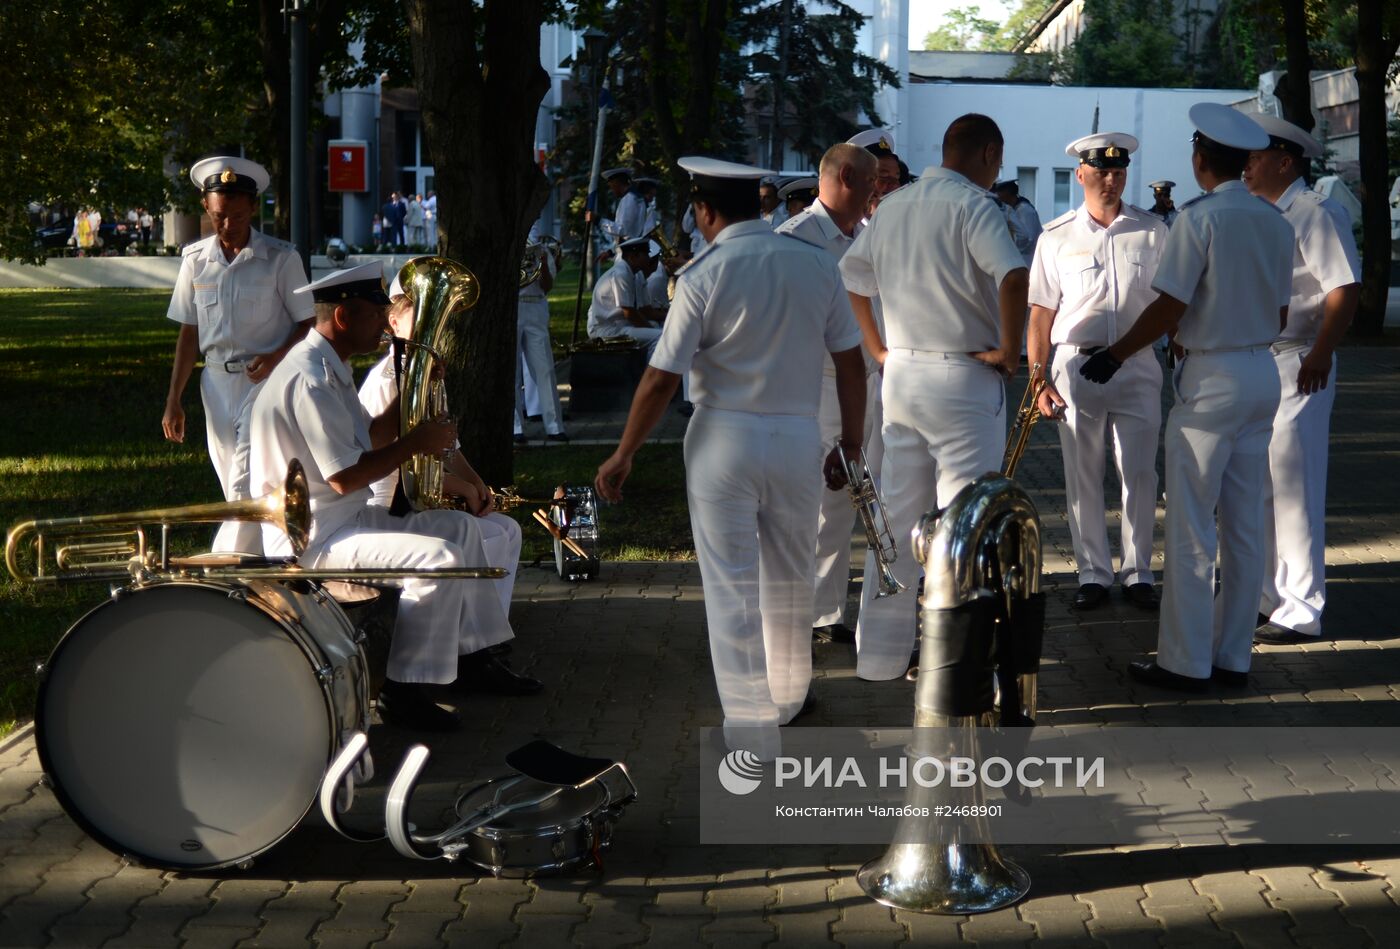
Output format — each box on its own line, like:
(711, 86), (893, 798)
(1270, 337), (1314, 355)
(210, 356), (252, 373)
(1074, 346), (1109, 355)
(1180, 343), (1273, 356)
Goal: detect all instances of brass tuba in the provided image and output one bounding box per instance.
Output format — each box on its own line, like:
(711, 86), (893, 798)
(395, 256), (481, 511)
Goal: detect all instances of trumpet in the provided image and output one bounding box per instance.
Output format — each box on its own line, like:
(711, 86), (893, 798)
(1001, 362), (1048, 479)
(839, 444), (905, 598)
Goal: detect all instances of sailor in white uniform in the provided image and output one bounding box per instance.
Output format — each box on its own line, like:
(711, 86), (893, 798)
(775, 144), (880, 644)
(840, 113), (1029, 682)
(1147, 180), (1179, 226)
(513, 221), (567, 442)
(249, 265), (525, 731)
(595, 157), (867, 759)
(1244, 114), (1361, 644)
(847, 129), (902, 211)
(163, 156), (313, 553)
(605, 167), (648, 242)
(777, 176), (819, 221)
(1079, 103), (1293, 691)
(587, 236), (665, 357)
(1029, 132), (1168, 613)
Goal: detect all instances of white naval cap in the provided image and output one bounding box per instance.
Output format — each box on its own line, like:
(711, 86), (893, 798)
(847, 128), (896, 156)
(388, 273), (405, 301)
(1148, 180), (1177, 191)
(190, 155), (270, 195)
(777, 176), (818, 202)
(1065, 132), (1139, 167)
(678, 156), (775, 203)
(295, 262), (390, 305)
(649, 240), (662, 258)
(1248, 113), (1324, 159)
(1188, 102), (1270, 152)
(618, 235), (651, 253)
(601, 167), (632, 181)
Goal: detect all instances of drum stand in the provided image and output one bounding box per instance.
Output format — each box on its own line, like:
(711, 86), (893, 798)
(320, 734), (637, 874)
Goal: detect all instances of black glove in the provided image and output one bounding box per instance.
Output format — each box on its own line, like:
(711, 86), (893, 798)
(1078, 346), (1122, 384)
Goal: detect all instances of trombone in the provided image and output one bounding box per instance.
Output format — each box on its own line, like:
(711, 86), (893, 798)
(4, 460), (506, 586)
(839, 444), (905, 598)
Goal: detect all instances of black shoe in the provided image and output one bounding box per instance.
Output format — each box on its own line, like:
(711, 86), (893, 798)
(513, 433), (528, 445)
(1127, 659), (1209, 693)
(1257, 612), (1272, 629)
(1123, 582), (1160, 611)
(678, 402), (694, 418)
(526, 414), (542, 422)
(546, 432), (570, 443)
(1211, 666), (1249, 687)
(1073, 583), (1109, 610)
(484, 641), (513, 657)
(377, 679), (460, 732)
(1254, 622), (1316, 645)
(788, 694), (817, 723)
(457, 653), (543, 695)
(812, 623), (856, 645)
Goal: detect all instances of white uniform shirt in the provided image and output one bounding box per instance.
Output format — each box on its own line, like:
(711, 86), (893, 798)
(650, 219), (862, 416)
(615, 190), (647, 240)
(1274, 177), (1362, 340)
(167, 229), (313, 360)
(1011, 199), (1043, 264)
(587, 259), (638, 338)
(643, 266), (669, 309)
(682, 205), (707, 257)
(1151, 180), (1294, 351)
(776, 198), (878, 377)
(1029, 203), (1168, 347)
(249, 331), (373, 551)
(840, 166), (1026, 353)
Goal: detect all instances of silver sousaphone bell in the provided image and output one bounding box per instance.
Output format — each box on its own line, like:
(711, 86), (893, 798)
(858, 473), (1044, 914)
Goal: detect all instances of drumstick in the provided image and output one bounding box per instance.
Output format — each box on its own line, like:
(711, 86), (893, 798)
(532, 509), (590, 559)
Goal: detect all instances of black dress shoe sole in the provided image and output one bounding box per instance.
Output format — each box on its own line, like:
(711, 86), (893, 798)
(1073, 587), (1109, 611)
(1127, 661), (1209, 693)
(1211, 667), (1249, 687)
(1122, 585), (1160, 611)
(1254, 624), (1317, 645)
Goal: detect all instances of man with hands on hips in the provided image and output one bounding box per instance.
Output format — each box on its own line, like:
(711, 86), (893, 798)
(595, 156), (867, 761)
(1078, 103), (1293, 692)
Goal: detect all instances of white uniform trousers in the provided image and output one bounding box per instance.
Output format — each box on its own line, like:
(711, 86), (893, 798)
(813, 371), (882, 627)
(307, 507), (520, 684)
(199, 366), (264, 555)
(855, 351), (1005, 681)
(1048, 346), (1162, 588)
(521, 363), (542, 419)
(1158, 350), (1280, 678)
(514, 299), (564, 434)
(1260, 344), (1335, 637)
(684, 407), (822, 760)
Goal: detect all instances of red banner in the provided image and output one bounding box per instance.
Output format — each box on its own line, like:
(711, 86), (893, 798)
(328, 141), (368, 193)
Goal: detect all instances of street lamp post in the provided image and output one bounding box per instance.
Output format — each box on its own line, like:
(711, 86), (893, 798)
(289, 0), (310, 275)
(569, 28), (612, 349)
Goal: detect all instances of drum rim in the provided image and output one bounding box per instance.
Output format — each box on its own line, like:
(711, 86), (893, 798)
(35, 580), (341, 871)
(455, 776), (616, 877)
(456, 774), (609, 841)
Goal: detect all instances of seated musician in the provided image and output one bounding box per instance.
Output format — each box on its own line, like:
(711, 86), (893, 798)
(357, 279), (539, 697)
(586, 236), (665, 357)
(248, 264), (538, 733)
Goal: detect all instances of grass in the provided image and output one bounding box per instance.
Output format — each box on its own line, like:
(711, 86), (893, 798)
(0, 288), (691, 734)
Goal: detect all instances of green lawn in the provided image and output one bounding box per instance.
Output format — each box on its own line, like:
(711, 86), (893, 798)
(0, 288), (691, 734)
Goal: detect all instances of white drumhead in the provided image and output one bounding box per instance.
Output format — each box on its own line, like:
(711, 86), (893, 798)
(37, 583), (332, 868)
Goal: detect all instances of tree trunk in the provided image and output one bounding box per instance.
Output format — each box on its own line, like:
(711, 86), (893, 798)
(1279, 0), (1313, 132)
(405, 0), (550, 485)
(1351, 3), (1398, 337)
(769, 0), (793, 171)
(257, 0), (292, 238)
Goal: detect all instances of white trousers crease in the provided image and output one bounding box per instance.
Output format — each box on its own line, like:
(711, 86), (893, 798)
(855, 351), (1005, 681)
(1260, 349), (1335, 636)
(514, 299), (563, 434)
(200, 368), (264, 555)
(1158, 350), (1280, 678)
(307, 507), (518, 684)
(684, 407), (821, 760)
(813, 371), (883, 627)
(1049, 346), (1162, 587)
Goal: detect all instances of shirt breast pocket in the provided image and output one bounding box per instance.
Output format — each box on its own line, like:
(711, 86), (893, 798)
(1060, 255), (1101, 298)
(193, 287), (219, 331)
(1124, 251), (1150, 290)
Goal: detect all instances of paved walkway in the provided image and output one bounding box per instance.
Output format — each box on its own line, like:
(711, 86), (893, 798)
(3, 344), (1400, 946)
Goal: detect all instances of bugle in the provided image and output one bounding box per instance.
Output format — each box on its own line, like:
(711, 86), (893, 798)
(1002, 363), (1048, 478)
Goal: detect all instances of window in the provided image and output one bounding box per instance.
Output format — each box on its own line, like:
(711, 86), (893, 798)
(395, 111), (420, 168)
(1016, 167), (1037, 211)
(1053, 168), (1074, 216)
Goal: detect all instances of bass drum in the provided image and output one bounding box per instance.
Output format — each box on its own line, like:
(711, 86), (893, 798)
(35, 579), (369, 870)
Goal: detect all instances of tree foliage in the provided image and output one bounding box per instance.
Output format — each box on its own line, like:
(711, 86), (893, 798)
(924, 6), (1003, 51)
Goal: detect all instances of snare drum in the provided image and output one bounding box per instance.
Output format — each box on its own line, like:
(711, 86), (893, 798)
(35, 579), (370, 870)
(452, 772), (629, 877)
(551, 485), (600, 581)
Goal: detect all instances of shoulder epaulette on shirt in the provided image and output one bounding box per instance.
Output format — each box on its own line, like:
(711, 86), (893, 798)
(674, 242), (719, 280)
(260, 233), (298, 252)
(775, 225), (825, 251)
(1043, 209), (1076, 232)
(1177, 192), (1215, 211)
(1294, 188), (1326, 206)
(181, 235), (216, 256)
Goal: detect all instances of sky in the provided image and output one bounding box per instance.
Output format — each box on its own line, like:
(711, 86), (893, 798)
(908, 0), (1003, 49)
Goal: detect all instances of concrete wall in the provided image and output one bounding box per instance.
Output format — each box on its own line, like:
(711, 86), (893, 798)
(0, 255), (419, 290)
(903, 82), (1251, 217)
